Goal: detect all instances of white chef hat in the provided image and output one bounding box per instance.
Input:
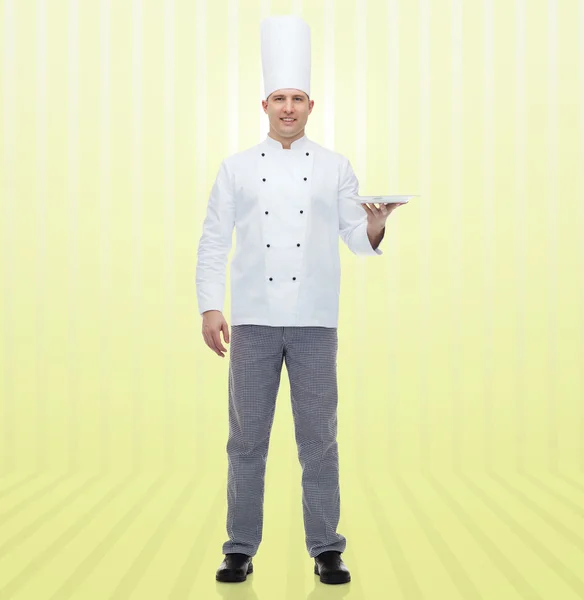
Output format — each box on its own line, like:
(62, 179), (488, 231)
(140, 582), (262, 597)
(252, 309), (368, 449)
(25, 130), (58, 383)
(261, 15), (311, 100)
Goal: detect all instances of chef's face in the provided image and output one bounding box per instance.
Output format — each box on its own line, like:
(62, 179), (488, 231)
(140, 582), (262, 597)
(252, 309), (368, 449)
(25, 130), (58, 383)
(262, 89), (314, 139)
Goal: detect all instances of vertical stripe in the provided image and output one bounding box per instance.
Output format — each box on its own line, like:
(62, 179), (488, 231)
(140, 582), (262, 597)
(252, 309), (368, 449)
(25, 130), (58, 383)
(419, 0), (431, 472)
(67, 0), (80, 472)
(323, 0), (335, 150)
(163, 0), (176, 470)
(36, 0), (48, 471)
(131, 0), (144, 472)
(483, 0), (495, 472)
(228, 0), (239, 155)
(355, 0), (367, 462)
(259, 0), (270, 140)
(386, 0), (399, 470)
(514, 0), (526, 472)
(99, 0), (112, 471)
(547, 0), (558, 472)
(195, 0), (207, 469)
(580, 0), (584, 473)
(292, 2), (302, 22)
(2, 0), (16, 474)
(450, 0), (463, 471)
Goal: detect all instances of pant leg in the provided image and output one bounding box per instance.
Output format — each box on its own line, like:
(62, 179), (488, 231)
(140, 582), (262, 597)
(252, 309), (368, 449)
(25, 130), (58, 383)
(222, 325), (285, 557)
(282, 326), (347, 558)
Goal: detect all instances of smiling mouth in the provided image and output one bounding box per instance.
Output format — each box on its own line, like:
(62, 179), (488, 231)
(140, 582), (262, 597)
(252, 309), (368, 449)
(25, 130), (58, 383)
(281, 118), (296, 122)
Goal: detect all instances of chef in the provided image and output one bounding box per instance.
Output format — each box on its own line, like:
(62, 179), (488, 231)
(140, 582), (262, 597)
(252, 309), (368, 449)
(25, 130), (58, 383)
(196, 14), (403, 586)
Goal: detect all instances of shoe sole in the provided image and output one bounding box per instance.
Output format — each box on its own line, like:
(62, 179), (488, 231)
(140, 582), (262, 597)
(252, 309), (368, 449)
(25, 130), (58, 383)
(314, 564), (351, 584)
(216, 562), (253, 583)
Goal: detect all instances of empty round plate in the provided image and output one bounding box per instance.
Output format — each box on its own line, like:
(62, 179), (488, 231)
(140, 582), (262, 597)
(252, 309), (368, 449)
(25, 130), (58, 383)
(352, 195), (419, 204)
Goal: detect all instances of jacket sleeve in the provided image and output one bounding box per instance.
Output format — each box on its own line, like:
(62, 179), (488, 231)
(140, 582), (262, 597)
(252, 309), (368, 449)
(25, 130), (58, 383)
(337, 157), (383, 256)
(195, 159), (236, 315)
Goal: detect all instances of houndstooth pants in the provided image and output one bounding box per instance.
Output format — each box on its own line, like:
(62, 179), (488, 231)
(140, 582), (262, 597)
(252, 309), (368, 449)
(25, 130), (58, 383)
(221, 325), (347, 559)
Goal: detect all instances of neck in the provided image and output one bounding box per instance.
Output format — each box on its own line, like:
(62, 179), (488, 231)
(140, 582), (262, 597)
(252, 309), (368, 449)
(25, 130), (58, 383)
(268, 127), (305, 149)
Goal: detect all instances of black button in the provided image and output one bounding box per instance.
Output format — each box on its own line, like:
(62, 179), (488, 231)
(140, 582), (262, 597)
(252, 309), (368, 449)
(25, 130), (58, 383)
(261, 153), (265, 156)
(269, 277), (273, 281)
(292, 277), (296, 280)
(300, 210), (303, 214)
(267, 244), (270, 247)
(262, 178), (266, 182)
(306, 152), (309, 156)
(303, 177), (307, 181)
(265, 211), (268, 214)
(297, 243), (300, 247)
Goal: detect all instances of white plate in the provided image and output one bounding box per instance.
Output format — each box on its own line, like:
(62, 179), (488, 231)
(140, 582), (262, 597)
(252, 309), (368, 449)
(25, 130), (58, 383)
(352, 194), (419, 204)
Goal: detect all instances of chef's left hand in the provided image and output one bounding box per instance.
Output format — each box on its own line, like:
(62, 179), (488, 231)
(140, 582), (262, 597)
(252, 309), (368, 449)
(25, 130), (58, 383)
(362, 202), (406, 229)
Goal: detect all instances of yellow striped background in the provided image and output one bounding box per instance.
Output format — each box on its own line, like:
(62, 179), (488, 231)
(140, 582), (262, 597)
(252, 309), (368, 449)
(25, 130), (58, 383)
(1, 0), (583, 597)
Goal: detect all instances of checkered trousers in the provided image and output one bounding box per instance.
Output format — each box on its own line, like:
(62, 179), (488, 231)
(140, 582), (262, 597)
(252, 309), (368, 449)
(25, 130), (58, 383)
(221, 324), (347, 559)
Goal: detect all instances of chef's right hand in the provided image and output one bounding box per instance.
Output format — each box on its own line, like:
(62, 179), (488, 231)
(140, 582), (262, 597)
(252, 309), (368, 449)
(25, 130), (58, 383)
(202, 310), (230, 358)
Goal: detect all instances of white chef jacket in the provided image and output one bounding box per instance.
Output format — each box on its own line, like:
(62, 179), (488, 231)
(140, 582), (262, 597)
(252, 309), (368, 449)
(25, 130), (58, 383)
(195, 134), (383, 328)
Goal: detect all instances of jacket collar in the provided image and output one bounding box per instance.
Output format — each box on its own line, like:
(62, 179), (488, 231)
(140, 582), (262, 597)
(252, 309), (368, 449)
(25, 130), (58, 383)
(263, 133), (310, 151)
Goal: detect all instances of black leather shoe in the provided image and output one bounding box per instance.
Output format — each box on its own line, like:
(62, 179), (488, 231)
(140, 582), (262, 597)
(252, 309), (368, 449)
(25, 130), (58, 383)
(216, 553), (253, 583)
(314, 550), (351, 584)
